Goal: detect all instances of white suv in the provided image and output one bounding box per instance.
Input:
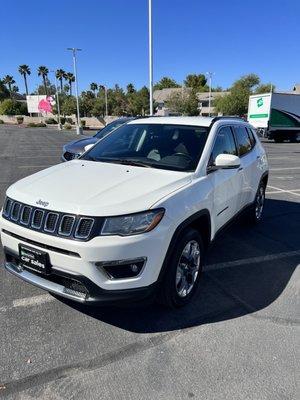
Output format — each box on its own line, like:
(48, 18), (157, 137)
(0, 117), (268, 308)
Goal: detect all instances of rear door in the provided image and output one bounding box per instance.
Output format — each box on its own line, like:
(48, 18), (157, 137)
(207, 125), (242, 232)
(232, 125), (258, 208)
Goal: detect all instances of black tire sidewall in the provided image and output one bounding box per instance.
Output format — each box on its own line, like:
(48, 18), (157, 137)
(159, 228), (204, 308)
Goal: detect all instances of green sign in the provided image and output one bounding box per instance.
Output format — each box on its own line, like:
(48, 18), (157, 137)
(249, 113), (268, 118)
(257, 98), (263, 107)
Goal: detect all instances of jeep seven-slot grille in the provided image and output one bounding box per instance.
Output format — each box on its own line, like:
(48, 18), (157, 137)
(2, 197), (99, 241)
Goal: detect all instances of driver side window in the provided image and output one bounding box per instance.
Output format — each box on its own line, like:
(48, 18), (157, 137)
(211, 126), (237, 164)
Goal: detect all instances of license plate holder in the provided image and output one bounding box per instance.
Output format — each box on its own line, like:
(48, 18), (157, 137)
(18, 244), (51, 275)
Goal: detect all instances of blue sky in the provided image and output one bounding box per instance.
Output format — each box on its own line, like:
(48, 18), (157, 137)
(1, 0), (300, 93)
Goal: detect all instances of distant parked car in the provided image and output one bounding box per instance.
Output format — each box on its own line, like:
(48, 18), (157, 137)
(61, 117), (135, 161)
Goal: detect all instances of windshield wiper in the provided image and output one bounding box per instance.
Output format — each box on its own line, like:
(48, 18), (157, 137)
(98, 158), (153, 168)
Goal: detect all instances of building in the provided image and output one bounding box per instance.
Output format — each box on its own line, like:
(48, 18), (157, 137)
(154, 88), (230, 116)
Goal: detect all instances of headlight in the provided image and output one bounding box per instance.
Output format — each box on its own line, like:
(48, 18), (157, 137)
(101, 209), (165, 236)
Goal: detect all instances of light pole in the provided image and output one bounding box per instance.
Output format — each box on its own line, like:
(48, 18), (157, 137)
(148, 0), (153, 116)
(67, 47), (82, 135)
(104, 85), (108, 117)
(51, 70), (62, 130)
(206, 72), (213, 117)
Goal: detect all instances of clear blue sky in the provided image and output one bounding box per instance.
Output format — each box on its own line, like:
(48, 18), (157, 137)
(1, 0), (300, 94)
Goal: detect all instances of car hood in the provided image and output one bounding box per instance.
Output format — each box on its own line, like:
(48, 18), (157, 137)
(7, 160), (192, 216)
(64, 136), (98, 154)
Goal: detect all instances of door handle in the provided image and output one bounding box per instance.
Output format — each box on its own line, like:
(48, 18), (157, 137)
(238, 167), (243, 171)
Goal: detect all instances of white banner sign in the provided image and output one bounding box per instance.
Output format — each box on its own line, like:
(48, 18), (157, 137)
(26, 95), (55, 114)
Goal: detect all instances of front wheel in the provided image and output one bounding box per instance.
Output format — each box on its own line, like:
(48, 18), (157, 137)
(158, 228), (204, 308)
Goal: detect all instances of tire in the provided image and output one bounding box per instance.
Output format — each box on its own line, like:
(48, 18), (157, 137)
(274, 137), (283, 143)
(246, 181), (266, 225)
(158, 228), (204, 308)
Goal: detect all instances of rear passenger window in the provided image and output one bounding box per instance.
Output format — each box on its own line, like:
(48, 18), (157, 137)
(247, 128), (257, 148)
(211, 126), (237, 163)
(234, 126), (252, 156)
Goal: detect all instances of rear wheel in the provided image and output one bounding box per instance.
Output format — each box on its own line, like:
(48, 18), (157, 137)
(158, 228), (204, 308)
(246, 181), (266, 224)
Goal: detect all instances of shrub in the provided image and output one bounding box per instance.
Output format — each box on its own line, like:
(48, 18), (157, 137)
(81, 120), (86, 127)
(16, 116), (24, 124)
(45, 118), (57, 124)
(36, 122), (47, 127)
(64, 123), (72, 130)
(0, 119), (4, 124)
(60, 117), (66, 125)
(0, 99), (28, 116)
(27, 122), (37, 127)
(66, 117), (74, 125)
(27, 122), (47, 128)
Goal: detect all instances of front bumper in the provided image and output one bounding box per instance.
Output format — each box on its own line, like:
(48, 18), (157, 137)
(4, 250), (157, 304)
(0, 213), (173, 301)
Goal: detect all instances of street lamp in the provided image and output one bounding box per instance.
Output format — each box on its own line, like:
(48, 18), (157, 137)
(206, 72), (215, 117)
(51, 70), (62, 130)
(148, 0), (153, 116)
(67, 47), (82, 135)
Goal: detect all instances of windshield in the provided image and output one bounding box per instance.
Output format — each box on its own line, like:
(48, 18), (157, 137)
(94, 119), (129, 139)
(82, 123), (209, 172)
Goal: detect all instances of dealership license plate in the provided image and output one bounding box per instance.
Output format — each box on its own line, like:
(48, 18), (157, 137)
(19, 244), (51, 275)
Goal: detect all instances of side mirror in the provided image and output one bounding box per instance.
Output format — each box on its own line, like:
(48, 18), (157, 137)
(84, 144), (94, 152)
(215, 154), (241, 169)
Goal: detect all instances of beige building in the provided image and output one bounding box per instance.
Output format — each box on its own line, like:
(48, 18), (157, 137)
(153, 88), (230, 116)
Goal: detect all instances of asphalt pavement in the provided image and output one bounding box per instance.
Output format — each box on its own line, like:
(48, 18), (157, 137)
(0, 125), (299, 399)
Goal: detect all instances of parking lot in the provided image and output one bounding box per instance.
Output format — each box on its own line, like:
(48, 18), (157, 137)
(0, 124), (299, 400)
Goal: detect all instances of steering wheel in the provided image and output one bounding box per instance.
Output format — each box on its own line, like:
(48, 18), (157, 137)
(173, 152), (193, 162)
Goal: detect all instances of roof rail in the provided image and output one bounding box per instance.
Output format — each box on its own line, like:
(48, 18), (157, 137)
(211, 116), (246, 124)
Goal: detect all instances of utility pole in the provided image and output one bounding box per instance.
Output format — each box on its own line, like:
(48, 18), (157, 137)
(206, 72), (213, 117)
(148, 0), (153, 115)
(67, 47), (82, 135)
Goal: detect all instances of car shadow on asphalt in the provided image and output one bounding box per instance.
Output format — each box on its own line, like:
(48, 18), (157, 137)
(56, 198), (300, 333)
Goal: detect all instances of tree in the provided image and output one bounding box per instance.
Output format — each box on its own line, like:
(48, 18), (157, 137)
(37, 66), (49, 95)
(61, 96), (77, 115)
(90, 82), (98, 97)
(214, 74), (261, 115)
(18, 65), (31, 95)
(184, 74), (207, 91)
(154, 77), (180, 90)
(0, 80), (10, 100)
(12, 85), (19, 93)
(63, 84), (70, 94)
(34, 78), (56, 95)
(91, 97), (106, 117)
(81, 91), (95, 116)
(0, 99), (28, 115)
(126, 83), (136, 93)
(255, 83), (275, 94)
(165, 89), (199, 116)
(3, 75), (15, 97)
(65, 72), (75, 95)
(55, 69), (66, 92)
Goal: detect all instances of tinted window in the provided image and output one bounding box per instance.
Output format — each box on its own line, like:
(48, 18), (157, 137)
(95, 119), (130, 139)
(247, 127), (257, 148)
(82, 123), (209, 172)
(211, 126), (237, 162)
(234, 126), (252, 156)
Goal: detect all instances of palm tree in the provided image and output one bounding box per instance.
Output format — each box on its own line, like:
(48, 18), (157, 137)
(37, 66), (49, 95)
(55, 69), (65, 92)
(12, 85), (19, 93)
(3, 75), (15, 97)
(90, 82), (98, 97)
(18, 65), (31, 95)
(65, 72), (75, 95)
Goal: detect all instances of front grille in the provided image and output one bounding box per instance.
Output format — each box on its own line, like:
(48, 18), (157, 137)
(59, 215), (75, 236)
(44, 212), (59, 233)
(2, 197), (99, 241)
(32, 209), (44, 229)
(20, 206), (32, 225)
(64, 151), (76, 161)
(75, 218), (94, 239)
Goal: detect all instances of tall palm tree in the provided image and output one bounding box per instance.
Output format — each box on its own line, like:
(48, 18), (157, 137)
(65, 72), (75, 95)
(18, 65), (31, 95)
(90, 82), (98, 97)
(3, 75), (15, 97)
(37, 66), (49, 95)
(55, 69), (65, 92)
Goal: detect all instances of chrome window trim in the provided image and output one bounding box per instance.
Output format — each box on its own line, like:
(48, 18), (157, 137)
(74, 217), (95, 239)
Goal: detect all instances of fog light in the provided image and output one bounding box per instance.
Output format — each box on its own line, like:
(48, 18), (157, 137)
(96, 257), (146, 279)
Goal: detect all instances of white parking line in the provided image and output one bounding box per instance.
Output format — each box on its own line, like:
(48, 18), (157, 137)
(270, 166), (300, 171)
(0, 294), (54, 313)
(204, 250), (300, 272)
(267, 185), (300, 197)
